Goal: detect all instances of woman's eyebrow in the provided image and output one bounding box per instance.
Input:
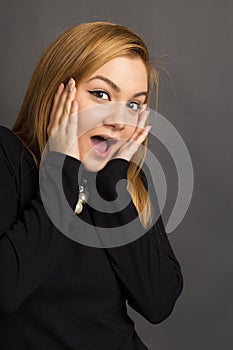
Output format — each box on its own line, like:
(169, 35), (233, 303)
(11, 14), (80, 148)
(87, 75), (148, 98)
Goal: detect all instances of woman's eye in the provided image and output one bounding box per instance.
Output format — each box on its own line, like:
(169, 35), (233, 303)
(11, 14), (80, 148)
(88, 90), (110, 101)
(127, 101), (141, 112)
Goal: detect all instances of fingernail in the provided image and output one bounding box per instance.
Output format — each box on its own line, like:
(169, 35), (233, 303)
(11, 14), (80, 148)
(58, 83), (64, 90)
(68, 78), (75, 92)
(68, 77), (73, 85)
(72, 100), (77, 108)
(146, 125), (152, 132)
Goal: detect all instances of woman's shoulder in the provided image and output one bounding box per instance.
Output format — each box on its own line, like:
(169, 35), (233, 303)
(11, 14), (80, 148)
(0, 125), (23, 150)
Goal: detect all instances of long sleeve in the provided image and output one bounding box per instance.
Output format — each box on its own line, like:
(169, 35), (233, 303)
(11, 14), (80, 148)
(0, 125), (183, 349)
(91, 158), (184, 324)
(0, 146), (81, 315)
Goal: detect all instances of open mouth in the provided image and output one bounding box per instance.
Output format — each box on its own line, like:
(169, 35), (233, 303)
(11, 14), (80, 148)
(90, 135), (118, 159)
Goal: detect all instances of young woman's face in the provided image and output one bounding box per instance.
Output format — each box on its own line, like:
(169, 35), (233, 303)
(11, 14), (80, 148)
(75, 56), (148, 171)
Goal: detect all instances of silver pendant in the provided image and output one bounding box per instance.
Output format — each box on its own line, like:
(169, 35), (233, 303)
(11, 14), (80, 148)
(74, 176), (89, 215)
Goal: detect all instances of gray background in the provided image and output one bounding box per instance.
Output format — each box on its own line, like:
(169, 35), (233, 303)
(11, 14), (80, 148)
(0, 0), (232, 349)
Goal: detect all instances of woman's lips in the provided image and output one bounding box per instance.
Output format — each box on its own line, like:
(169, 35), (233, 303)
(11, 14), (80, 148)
(90, 137), (118, 159)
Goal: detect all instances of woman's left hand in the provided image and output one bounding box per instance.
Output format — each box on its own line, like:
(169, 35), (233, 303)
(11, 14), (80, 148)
(112, 106), (151, 162)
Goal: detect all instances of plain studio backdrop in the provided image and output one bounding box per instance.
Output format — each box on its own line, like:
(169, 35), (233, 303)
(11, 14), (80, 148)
(0, 1), (232, 349)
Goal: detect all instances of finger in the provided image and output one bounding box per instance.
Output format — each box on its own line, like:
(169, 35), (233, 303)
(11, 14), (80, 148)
(59, 78), (76, 122)
(60, 87), (76, 123)
(70, 99), (78, 116)
(48, 83), (64, 134)
(66, 99), (79, 129)
(51, 83), (65, 117)
(48, 78), (76, 137)
(48, 78), (73, 127)
(127, 125), (151, 149)
(51, 77), (75, 126)
(65, 99), (80, 158)
(139, 125), (151, 141)
(137, 106), (150, 131)
(128, 108), (150, 142)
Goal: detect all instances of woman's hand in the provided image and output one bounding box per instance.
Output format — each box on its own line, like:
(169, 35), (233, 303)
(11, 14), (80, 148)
(112, 106), (151, 162)
(47, 77), (80, 160)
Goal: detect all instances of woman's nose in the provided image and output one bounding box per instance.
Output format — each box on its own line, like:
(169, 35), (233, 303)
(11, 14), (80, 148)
(102, 102), (132, 130)
(104, 120), (125, 130)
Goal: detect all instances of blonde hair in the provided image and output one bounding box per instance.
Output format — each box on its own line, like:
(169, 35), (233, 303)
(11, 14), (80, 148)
(12, 21), (159, 229)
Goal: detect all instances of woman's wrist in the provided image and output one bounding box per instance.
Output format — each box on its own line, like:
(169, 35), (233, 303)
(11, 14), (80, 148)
(41, 151), (82, 210)
(96, 158), (131, 201)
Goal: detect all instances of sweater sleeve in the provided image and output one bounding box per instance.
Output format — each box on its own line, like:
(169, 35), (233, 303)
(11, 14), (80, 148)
(0, 148), (81, 315)
(92, 158), (184, 324)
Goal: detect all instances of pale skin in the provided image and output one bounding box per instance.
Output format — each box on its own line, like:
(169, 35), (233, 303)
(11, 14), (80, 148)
(47, 56), (151, 172)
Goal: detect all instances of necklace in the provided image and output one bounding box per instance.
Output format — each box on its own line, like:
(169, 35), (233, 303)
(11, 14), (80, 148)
(74, 175), (89, 215)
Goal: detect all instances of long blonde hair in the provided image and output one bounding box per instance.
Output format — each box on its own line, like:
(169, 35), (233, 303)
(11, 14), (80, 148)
(12, 21), (159, 229)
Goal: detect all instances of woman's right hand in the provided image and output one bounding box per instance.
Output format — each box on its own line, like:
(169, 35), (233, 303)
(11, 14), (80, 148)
(47, 77), (80, 161)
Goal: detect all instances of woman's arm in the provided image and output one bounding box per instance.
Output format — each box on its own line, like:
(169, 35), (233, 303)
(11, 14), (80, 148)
(0, 142), (81, 315)
(92, 158), (184, 324)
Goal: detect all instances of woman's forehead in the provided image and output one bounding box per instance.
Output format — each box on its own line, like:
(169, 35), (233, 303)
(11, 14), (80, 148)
(86, 56), (148, 91)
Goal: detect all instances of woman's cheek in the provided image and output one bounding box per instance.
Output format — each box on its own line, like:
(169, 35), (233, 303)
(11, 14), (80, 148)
(128, 125), (137, 138)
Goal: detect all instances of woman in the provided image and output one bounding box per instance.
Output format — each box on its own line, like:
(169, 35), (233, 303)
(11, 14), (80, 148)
(0, 22), (183, 349)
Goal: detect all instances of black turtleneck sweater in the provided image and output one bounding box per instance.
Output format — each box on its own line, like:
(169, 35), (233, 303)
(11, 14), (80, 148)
(0, 125), (183, 350)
